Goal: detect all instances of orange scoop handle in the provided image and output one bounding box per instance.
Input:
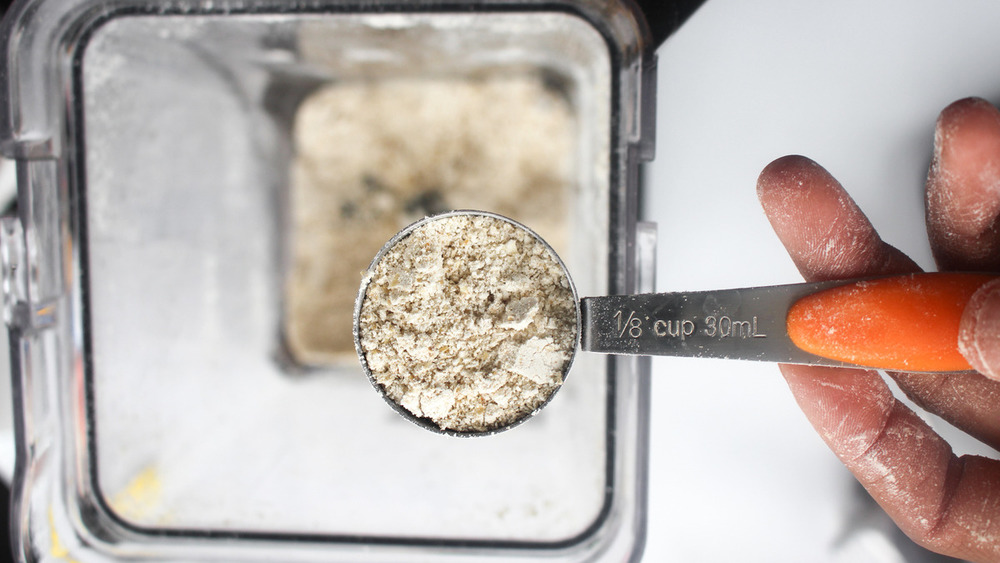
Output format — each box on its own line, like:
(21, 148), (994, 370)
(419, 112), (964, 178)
(786, 272), (997, 372)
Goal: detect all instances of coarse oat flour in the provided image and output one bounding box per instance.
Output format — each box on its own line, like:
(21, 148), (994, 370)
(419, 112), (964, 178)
(286, 76), (574, 365)
(357, 214), (578, 433)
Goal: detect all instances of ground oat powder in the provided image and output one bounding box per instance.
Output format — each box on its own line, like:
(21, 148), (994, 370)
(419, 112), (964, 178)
(286, 76), (573, 365)
(357, 214), (578, 433)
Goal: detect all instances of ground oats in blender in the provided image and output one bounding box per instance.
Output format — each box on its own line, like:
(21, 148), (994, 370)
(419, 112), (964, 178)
(286, 75), (574, 365)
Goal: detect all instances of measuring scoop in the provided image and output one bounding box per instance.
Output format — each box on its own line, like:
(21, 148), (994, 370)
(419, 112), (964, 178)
(355, 210), (995, 436)
(582, 272), (993, 372)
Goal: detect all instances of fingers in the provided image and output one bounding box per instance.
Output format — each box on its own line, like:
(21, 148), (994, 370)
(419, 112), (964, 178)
(757, 155), (919, 280)
(926, 97), (1000, 271)
(758, 154), (1000, 450)
(960, 278), (1000, 381)
(944, 101), (1000, 380)
(782, 364), (1000, 562)
(758, 110), (1000, 561)
(889, 370), (1000, 451)
(914, 97), (1000, 447)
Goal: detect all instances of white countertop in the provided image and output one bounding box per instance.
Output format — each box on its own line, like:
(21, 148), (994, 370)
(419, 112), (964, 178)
(644, 1), (1000, 561)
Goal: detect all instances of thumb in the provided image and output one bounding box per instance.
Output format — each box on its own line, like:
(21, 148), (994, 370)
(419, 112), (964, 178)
(959, 278), (1000, 381)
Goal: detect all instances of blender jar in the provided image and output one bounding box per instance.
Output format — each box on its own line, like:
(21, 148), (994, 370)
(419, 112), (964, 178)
(0, 1), (657, 561)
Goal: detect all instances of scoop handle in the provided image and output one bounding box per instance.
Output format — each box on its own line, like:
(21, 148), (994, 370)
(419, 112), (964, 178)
(580, 272), (997, 373)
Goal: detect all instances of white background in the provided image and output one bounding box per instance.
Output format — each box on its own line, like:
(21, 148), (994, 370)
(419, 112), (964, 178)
(645, 1), (1000, 561)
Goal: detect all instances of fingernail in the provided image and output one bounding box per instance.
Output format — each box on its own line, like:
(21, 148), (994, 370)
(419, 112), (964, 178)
(959, 278), (1000, 380)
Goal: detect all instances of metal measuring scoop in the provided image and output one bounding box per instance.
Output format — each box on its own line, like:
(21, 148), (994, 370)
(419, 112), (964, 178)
(353, 210), (579, 437)
(356, 211), (995, 436)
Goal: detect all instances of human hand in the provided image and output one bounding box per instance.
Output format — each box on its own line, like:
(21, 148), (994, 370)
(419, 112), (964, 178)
(757, 97), (1000, 562)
